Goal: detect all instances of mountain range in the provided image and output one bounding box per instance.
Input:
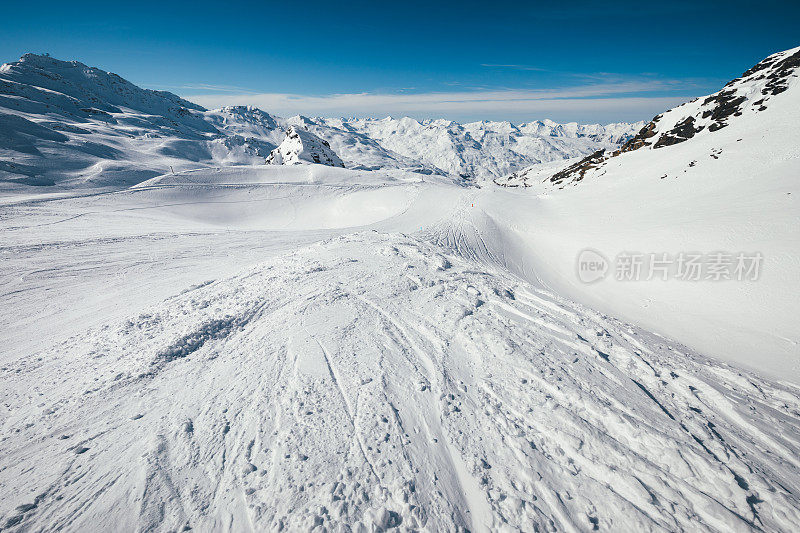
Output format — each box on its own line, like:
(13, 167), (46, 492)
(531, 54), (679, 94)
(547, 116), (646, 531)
(0, 53), (642, 190)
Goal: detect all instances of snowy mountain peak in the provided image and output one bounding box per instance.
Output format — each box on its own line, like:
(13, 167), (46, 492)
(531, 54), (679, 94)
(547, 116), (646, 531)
(213, 106), (279, 127)
(625, 45), (800, 150)
(266, 125), (345, 167)
(3, 53), (207, 116)
(0, 52), (217, 144)
(0, 53), (238, 188)
(289, 115), (317, 126)
(204, 106), (282, 143)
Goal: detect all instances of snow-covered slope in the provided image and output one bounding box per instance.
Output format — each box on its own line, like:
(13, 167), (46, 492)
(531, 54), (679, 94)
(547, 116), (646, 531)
(488, 46), (800, 381)
(0, 54), (232, 189)
(2, 167), (800, 531)
(501, 46), (800, 189)
(2, 48), (799, 532)
(266, 125), (344, 167)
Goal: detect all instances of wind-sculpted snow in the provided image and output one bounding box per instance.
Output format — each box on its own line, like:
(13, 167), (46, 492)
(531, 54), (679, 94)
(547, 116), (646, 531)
(2, 232), (799, 531)
(485, 47), (800, 383)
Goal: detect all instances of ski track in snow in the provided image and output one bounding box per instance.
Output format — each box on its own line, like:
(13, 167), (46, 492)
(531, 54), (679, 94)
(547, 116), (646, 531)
(2, 227), (800, 531)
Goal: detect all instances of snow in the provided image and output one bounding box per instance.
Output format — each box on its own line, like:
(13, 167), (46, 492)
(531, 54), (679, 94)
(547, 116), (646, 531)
(1, 47), (800, 531)
(2, 163), (800, 530)
(493, 45), (800, 383)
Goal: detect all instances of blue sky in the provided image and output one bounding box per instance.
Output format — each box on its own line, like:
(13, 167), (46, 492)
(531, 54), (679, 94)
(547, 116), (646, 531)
(2, 0), (798, 123)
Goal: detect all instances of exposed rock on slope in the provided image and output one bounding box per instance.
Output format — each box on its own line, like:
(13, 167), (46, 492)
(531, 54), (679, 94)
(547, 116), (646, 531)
(499, 46), (800, 188)
(266, 125), (344, 167)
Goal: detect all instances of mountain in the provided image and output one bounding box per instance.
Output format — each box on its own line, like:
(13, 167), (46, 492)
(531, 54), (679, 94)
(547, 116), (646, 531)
(203, 105), (285, 163)
(0, 53), (228, 188)
(266, 125), (344, 167)
(0, 54), (212, 133)
(284, 115), (445, 175)
(499, 46), (800, 189)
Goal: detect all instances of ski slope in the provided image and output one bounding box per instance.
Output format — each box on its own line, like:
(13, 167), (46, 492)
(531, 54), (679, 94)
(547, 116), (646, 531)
(2, 46), (800, 532)
(2, 165), (800, 531)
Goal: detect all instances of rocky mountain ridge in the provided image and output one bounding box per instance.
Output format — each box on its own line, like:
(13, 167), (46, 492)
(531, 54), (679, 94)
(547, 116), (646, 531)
(498, 46), (800, 188)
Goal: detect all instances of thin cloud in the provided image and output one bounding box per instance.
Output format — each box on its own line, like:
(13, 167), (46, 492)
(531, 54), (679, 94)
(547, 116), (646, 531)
(481, 63), (548, 71)
(479, 66), (715, 88)
(184, 77), (705, 123)
(149, 83), (260, 94)
(187, 85), (695, 123)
